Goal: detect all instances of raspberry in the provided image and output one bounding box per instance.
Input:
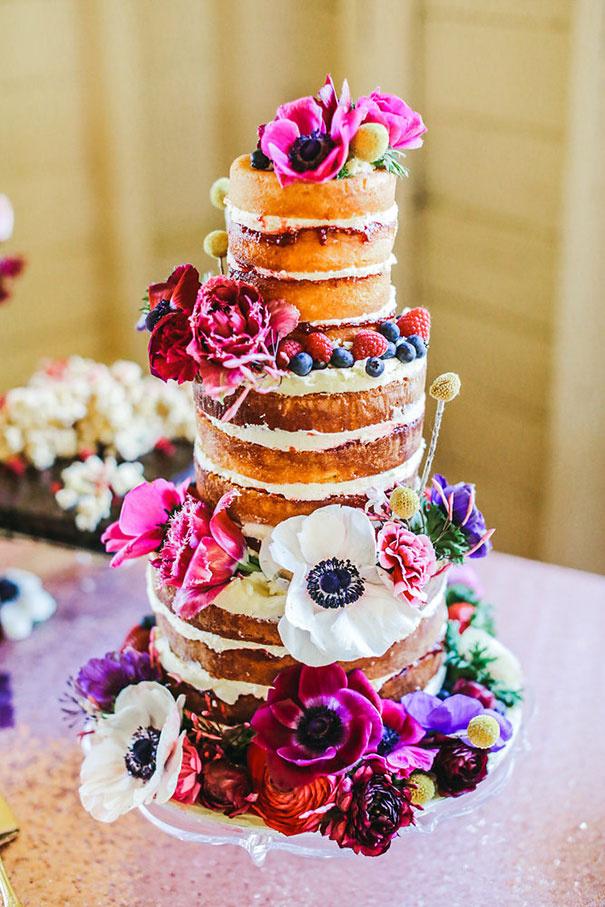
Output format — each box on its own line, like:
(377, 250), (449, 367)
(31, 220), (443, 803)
(351, 330), (389, 361)
(397, 307), (431, 342)
(304, 332), (333, 364)
(121, 623), (152, 654)
(277, 338), (303, 367)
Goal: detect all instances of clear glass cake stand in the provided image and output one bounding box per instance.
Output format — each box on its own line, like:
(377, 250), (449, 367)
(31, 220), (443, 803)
(139, 695), (531, 866)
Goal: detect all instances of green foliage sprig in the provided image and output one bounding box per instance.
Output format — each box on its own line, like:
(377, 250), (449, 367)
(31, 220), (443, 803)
(444, 622), (523, 707)
(409, 500), (470, 563)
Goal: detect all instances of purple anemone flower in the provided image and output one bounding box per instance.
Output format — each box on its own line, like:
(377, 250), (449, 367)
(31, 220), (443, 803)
(0, 672), (14, 729)
(430, 474), (492, 558)
(251, 664), (383, 789)
(376, 699), (435, 777)
(74, 649), (160, 712)
(402, 691), (512, 751)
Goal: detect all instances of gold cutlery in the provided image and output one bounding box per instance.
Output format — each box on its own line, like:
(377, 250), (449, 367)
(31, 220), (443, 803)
(0, 793), (21, 907)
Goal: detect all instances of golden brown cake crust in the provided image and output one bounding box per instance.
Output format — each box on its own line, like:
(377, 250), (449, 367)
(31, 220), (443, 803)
(228, 154), (397, 219)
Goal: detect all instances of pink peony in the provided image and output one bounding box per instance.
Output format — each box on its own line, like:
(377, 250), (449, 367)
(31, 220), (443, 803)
(172, 735), (202, 805)
(153, 491), (247, 617)
(186, 276), (299, 400)
(360, 90), (427, 150)
(260, 77), (370, 186)
(376, 522), (436, 605)
(101, 478), (189, 567)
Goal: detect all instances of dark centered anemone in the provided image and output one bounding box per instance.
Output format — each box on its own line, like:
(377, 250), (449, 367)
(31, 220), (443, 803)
(377, 725), (400, 757)
(124, 726), (161, 781)
(296, 705), (344, 753)
(288, 130), (334, 172)
(306, 558), (365, 609)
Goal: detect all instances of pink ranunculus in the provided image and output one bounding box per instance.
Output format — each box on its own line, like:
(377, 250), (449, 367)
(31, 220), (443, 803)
(153, 491), (247, 617)
(101, 478), (189, 567)
(260, 80), (370, 187)
(186, 276), (299, 400)
(360, 90), (427, 150)
(376, 522), (436, 605)
(172, 735), (202, 805)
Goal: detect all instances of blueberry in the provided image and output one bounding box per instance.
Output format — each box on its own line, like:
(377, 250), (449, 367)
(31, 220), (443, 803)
(330, 347), (354, 368)
(406, 334), (427, 358)
(0, 577), (19, 604)
(312, 359), (328, 370)
(365, 357), (385, 377)
(250, 148), (271, 170)
(381, 341), (397, 360)
(289, 352), (314, 376)
(144, 299), (171, 332)
(378, 321), (400, 343)
(396, 341), (416, 363)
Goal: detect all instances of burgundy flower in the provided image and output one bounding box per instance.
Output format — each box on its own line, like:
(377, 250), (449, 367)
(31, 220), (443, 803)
(147, 263), (200, 318)
(377, 699), (435, 777)
(376, 522), (436, 605)
(199, 758), (255, 817)
(0, 256), (25, 306)
(186, 276), (299, 401)
(431, 736), (488, 797)
(451, 678), (496, 710)
(74, 649), (160, 712)
(146, 264), (200, 383)
(321, 755), (415, 856)
(153, 491), (246, 618)
(251, 664), (383, 789)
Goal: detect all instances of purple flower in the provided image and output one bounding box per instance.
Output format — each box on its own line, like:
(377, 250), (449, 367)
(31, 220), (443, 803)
(0, 673), (14, 729)
(376, 699), (435, 777)
(430, 474), (493, 558)
(321, 755), (415, 856)
(251, 664), (383, 788)
(402, 691), (512, 750)
(75, 649), (160, 712)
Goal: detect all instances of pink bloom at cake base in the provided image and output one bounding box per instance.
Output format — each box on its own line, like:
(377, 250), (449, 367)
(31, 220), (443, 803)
(154, 491), (246, 617)
(360, 90), (427, 150)
(376, 522), (436, 605)
(186, 276), (299, 400)
(172, 735), (202, 805)
(101, 479), (189, 567)
(378, 699), (435, 777)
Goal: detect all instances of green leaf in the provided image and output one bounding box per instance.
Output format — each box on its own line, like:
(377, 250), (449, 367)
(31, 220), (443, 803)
(336, 165), (350, 179)
(411, 501), (470, 563)
(470, 597), (496, 636)
(375, 149), (409, 178)
(445, 583), (481, 607)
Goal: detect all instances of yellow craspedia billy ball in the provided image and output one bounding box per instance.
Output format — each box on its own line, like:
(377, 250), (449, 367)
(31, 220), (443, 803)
(430, 372), (461, 403)
(203, 229), (228, 260)
(210, 177), (230, 210)
(350, 123), (389, 163)
(467, 714), (500, 749)
(389, 485), (420, 520)
(409, 771), (437, 806)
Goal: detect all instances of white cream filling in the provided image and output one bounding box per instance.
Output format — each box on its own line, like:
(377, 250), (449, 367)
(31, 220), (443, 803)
(225, 200), (398, 234)
(227, 253), (396, 283)
(204, 395), (425, 452)
(275, 354), (424, 397)
(195, 440), (425, 500)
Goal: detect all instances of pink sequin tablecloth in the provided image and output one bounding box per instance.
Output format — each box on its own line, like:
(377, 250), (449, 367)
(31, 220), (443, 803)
(0, 539), (603, 907)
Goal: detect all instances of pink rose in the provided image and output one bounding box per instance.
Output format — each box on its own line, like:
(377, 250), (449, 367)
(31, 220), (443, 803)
(172, 735), (202, 805)
(377, 522), (436, 605)
(153, 491), (247, 617)
(260, 77), (370, 186)
(186, 276), (299, 400)
(360, 91), (427, 150)
(101, 478), (189, 567)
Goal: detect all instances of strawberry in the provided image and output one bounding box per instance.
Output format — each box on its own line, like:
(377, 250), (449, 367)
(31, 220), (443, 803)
(351, 330), (389, 361)
(277, 338), (303, 368)
(305, 332), (334, 364)
(397, 307), (431, 342)
(121, 623), (152, 653)
(447, 601), (475, 633)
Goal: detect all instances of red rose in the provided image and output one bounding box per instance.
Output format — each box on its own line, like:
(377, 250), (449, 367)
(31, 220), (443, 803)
(248, 743), (337, 836)
(148, 310), (198, 384)
(431, 736), (488, 797)
(148, 263), (199, 316)
(199, 758), (255, 818)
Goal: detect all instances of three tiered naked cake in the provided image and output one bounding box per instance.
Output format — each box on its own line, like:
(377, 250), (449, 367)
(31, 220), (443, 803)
(71, 77), (523, 857)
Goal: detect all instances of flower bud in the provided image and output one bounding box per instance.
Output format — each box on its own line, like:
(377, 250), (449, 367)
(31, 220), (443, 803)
(203, 229), (228, 260)
(430, 372), (461, 403)
(350, 123), (389, 163)
(409, 771), (437, 805)
(466, 714), (500, 749)
(209, 177), (230, 210)
(389, 485), (420, 520)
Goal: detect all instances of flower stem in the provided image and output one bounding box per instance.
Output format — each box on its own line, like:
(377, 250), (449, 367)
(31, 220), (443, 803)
(419, 399), (445, 492)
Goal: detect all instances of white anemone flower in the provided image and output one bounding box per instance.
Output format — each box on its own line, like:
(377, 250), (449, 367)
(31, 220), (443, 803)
(260, 504), (422, 667)
(80, 681), (185, 823)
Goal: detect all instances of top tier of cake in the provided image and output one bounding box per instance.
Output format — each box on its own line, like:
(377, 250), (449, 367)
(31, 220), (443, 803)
(194, 156), (427, 533)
